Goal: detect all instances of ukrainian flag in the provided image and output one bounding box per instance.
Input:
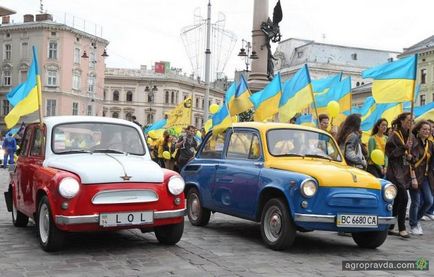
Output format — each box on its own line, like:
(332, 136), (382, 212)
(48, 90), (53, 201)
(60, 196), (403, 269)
(361, 102), (402, 143)
(295, 114), (315, 127)
(279, 65), (313, 123)
(5, 46), (41, 128)
(252, 73), (282, 122)
(145, 118), (167, 133)
(212, 104), (232, 132)
(312, 73), (342, 94)
(228, 75), (253, 116)
(404, 101), (434, 121)
(362, 55), (417, 103)
(224, 82), (237, 109)
(316, 77), (352, 125)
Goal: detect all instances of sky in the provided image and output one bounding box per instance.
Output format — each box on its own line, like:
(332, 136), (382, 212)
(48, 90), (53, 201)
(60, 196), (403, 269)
(2, 0), (434, 80)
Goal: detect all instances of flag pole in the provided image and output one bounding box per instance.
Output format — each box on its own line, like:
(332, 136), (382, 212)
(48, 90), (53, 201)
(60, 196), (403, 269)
(306, 65), (319, 126)
(32, 46), (43, 128)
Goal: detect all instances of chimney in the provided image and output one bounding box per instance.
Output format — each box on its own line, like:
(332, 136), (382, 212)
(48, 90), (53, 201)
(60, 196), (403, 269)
(23, 14), (34, 22)
(35, 13), (53, 22)
(2, 16), (10, 24)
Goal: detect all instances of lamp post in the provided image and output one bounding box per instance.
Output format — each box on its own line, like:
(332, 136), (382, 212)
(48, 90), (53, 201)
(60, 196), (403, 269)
(238, 39), (258, 72)
(145, 84), (158, 124)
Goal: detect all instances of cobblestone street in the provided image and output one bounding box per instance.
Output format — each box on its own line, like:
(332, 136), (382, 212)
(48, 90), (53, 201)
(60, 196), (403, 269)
(0, 169), (432, 276)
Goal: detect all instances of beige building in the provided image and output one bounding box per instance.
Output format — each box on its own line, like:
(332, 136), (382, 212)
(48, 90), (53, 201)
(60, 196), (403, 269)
(0, 13), (108, 129)
(104, 66), (226, 128)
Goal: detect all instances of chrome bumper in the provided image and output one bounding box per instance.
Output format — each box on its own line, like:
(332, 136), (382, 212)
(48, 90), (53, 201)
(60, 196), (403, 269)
(55, 208), (186, 225)
(294, 213), (396, 225)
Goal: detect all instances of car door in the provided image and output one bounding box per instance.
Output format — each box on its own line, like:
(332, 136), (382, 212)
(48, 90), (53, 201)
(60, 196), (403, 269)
(213, 129), (262, 219)
(15, 126), (33, 215)
(25, 126), (46, 213)
(183, 131), (226, 211)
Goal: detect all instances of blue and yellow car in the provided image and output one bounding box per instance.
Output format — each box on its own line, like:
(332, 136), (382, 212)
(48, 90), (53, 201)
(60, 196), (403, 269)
(181, 122), (397, 250)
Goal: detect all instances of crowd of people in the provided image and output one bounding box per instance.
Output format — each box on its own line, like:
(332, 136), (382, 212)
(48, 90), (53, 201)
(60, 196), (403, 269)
(322, 112), (434, 238)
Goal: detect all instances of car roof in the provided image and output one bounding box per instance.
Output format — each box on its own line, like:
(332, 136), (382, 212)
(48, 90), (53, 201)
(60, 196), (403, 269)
(34, 116), (139, 130)
(230, 122), (329, 135)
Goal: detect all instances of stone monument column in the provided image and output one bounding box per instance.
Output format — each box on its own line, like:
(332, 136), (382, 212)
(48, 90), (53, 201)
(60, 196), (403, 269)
(248, 0), (269, 92)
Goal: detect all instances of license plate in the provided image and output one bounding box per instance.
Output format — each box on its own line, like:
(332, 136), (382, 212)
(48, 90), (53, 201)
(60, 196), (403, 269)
(336, 214), (378, 228)
(100, 211), (153, 227)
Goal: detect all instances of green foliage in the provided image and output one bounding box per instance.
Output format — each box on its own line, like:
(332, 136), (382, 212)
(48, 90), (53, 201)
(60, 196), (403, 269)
(239, 109), (254, 122)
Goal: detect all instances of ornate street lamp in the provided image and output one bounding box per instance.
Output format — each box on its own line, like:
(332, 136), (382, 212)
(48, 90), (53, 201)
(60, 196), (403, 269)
(238, 39), (258, 72)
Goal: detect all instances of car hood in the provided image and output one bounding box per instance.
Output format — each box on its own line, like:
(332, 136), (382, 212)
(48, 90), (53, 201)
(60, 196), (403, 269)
(44, 154), (164, 184)
(266, 159), (381, 189)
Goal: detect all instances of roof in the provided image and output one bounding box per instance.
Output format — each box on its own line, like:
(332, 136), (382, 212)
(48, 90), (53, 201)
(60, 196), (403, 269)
(230, 122), (328, 135)
(41, 116), (139, 130)
(401, 35), (434, 56)
(0, 6), (16, 16)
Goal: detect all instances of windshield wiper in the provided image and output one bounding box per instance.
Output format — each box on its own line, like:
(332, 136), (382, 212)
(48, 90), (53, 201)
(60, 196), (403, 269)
(304, 153), (332, 161)
(92, 149), (126, 155)
(57, 149), (92, 154)
(275, 153), (305, 158)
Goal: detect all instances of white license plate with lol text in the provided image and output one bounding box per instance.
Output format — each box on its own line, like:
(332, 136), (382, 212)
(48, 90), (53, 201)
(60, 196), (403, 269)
(100, 211), (153, 227)
(336, 214), (378, 228)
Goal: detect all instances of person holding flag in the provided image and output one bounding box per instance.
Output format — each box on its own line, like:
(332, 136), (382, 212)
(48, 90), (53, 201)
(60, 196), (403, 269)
(2, 133), (17, 169)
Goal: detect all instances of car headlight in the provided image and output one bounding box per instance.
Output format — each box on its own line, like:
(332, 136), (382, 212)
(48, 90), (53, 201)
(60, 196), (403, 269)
(383, 183), (397, 202)
(168, 176), (185, 196)
(300, 179), (318, 198)
(58, 177), (80, 199)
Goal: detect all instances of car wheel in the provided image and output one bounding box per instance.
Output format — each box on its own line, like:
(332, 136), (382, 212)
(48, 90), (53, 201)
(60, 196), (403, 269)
(36, 196), (65, 252)
(154, 219), (184, 245)
(352, 230), (388, 249)
(11, 187), (28, 227)
(260, 198), (296, 251)
(187, 188), (211, 226)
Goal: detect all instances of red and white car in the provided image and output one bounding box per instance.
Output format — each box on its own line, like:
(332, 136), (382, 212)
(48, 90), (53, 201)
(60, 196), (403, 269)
(4, 116), (185, 252)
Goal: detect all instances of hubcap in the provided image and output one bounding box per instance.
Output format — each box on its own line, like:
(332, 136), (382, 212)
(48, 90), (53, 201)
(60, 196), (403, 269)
(39, 203), (50, 244)
(189, 194), (200, 220)
(264, 206), (283, 242)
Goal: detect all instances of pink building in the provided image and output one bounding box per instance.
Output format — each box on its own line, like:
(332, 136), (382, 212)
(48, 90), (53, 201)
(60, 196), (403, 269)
(0, 13), (109, 129)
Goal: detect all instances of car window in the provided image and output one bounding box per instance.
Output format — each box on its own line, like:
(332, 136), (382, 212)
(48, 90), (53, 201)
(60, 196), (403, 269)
(267, 129), (342, 162)
(227, 132), (261, 160)
(199, 132), (225, 159)
(19, 128), (32, 157)
(30, 128), (45, 156)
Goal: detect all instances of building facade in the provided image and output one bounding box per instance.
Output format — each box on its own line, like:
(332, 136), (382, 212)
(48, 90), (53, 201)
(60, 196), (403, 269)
(104, 66), (226, 128)
(400, 35), (434, 106)
(0, 13), (108, 129)
(274, 38), (399, 88)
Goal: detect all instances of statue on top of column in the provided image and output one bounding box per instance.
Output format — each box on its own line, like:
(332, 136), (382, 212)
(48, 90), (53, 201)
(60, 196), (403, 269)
(260, 0), (283, 80)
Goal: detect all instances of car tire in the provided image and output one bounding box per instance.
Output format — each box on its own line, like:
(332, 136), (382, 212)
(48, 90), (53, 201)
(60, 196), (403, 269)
(352, 230), (388, 249)
(36, 196), (65, 252)
(260, 198), (296, 251)
(11, 188), (29, 227)
(154, 219), (184, 245)
(187, 188), (211, 226)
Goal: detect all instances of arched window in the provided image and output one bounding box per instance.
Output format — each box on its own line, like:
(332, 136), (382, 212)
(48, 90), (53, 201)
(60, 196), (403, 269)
(165, 91), (170, 104)
(171, 91), (175, 104)
(126, 91), (133, 102)
(112, 112), (119, 118)
(126, 112), (132, 121)
(113, 90), (119, 101)
(147, 113), (154, 124)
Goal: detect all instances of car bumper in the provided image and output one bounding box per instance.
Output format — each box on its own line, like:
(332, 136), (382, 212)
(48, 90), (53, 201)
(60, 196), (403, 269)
(55, 208), (186, 225)
(294, 213), (396, 225)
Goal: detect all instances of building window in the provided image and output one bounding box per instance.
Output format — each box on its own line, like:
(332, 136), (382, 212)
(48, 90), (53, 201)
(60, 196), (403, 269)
(3, 70), (11, 86)
(20, 70), (28, 83)
(171, 91), (175, 104)
(165, 91), (170, 104)
(421, 69), (427, 84)
(47, 70), (57, 86)
(126, 112), (132, 121)
(297, 51), (303, 58)
(420, 94), (426, 106)
(4, 44), (11, 60)
(89, 49), (96, 69)
(146, 113), (154, 124)
(351, 53), (357, 60)
(387, 57), (394, 62)
(148, 93), (154, 103)
(113, 90), (119, 101)
(112, 112), (119, 118)
(72, 102), (79, 115)
(196, 97), (199, 108)
(2, 100), (10, 115)
(103, 89), (107, 100)
(21, 42), (28, 58)
(195, 117), (199, 127)
(72, 72), (81, 90)
(126, 91), (133, 102)
(87, 105), (92, 116)
(47, 99), (56, 116)
(356, 81), (360, 86)
(88, 75), (95, 93)
(48, 41), (57, 59)
(201, 99), (204, 109)
(73, 48), (80, 64)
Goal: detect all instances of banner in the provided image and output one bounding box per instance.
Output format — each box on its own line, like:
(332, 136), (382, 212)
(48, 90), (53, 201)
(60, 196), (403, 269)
(166, 96), (192, 129)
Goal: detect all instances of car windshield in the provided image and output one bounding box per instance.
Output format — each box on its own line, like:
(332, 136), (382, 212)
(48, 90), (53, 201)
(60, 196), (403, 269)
(52, 122), (145, 155)
(266, 129), (342, 162)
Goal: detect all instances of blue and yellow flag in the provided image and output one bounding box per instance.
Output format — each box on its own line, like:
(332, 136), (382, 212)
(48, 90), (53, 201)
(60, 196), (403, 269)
(166, 96), (192, 129)
(279, 65), (313, 123)
(224, 82), (237, 109)
(228, 75), (253, 116)
(362, 55), (417, 103)
(145, 119), (167, 133)
(295, 114), (315, 127)
(5, 46), (42, 128)
(252, 73), (282, 122)
(312, 73), (342, 94)
(212, 104), (232, 133)
(404, 101), (434, 121)
(361, 102), (402, 143)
